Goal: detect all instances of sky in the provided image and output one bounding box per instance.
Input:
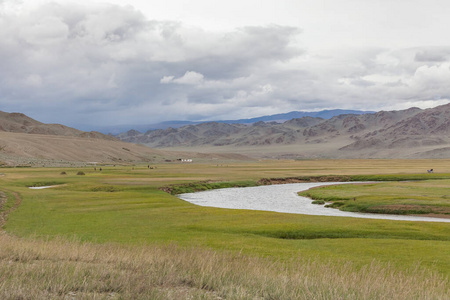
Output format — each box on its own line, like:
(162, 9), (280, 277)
(1, 0), (450, 130)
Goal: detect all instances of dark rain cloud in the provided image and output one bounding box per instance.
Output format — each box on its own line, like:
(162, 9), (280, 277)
(0, 2), (450, 129)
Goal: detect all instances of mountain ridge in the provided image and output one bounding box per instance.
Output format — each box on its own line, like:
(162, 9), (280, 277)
(0, 110), (116, 140)
(2, 105), (450, 162)
(0, 111), (249, 166)
(116, 104), (450, 159)
(97, 109), (374, 134)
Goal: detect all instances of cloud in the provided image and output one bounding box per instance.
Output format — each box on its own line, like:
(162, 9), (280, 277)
(19, 15), (69, 45)
(162, 71), (204, 85)
(160, 76), (175, 84)
(0, 1), (449, 129)
(414, 47), (450, 62)
(24, 74), (43, 87)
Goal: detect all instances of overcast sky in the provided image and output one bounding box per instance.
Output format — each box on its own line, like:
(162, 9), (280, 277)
(1, 0), (450, 130)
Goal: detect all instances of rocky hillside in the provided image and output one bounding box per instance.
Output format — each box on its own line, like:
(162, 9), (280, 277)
(343, 105), (450, 149)
(118, 107), (426, 148)
(118, 117), (325, 147)
(99, 109), (374, 133)
(0, 111), (249, 166)
(0, 111), (115, 140)
(116, 104), (450, 159)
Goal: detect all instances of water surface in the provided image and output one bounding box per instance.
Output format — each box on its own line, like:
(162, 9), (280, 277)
(178, 182), (450, 223)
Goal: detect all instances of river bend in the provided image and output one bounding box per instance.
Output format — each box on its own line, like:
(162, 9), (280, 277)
(178, 182), (450, 223)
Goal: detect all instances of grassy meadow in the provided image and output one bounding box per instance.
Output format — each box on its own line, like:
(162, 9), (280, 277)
(1, 159), (450, 299)
(300, 180), (450, 215)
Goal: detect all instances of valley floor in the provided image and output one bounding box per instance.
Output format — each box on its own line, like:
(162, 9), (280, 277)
(0, 159), (449, 299)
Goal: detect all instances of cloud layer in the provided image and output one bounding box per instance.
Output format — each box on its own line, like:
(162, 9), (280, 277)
(1, 1), (449, 129)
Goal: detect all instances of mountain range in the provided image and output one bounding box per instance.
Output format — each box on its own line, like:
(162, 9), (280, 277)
(0, 111), (114, 139)
(1, 104), (450, 164)
(0, 111), (248, 166)
(97, 109), (374, 134)
(116, 104), (450, 159)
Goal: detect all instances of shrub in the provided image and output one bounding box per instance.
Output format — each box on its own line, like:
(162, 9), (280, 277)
(76, 171), (85, 176)
(325, 201), (345, 208)
(312, 200), (325, 205)
(90, 186), (120, 192)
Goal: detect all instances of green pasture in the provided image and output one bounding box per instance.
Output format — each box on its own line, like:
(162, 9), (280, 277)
(300, 180), (450, 215)
(1, 159), (450, 276)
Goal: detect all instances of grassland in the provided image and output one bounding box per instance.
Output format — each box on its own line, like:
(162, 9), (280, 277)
(1, 159), (450, 299)
(300, 180), (450, 216)
(1, 233), (448, 299)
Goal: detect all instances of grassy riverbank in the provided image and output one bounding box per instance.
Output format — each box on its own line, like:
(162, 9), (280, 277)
(1, 159), (449, 298)
(299, 180), (450, 217)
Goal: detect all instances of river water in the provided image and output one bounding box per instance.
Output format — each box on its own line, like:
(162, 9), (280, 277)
(178, 182), (450, 223)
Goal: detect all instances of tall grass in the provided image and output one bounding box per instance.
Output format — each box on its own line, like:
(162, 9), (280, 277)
(0, 233), (448, 300)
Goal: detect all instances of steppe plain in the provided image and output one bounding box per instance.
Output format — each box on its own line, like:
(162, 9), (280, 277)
(0, 110), (449, 299)
(1, 159), (450, 299)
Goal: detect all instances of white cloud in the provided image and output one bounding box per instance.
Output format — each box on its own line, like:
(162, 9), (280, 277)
(173, 71), (204, 85)
(160, 76), (175, 84)
(19, 15), (68, 45)
(1, 1), (450, 129)
(412, 63), (450, 85)
(388, 99), (450, 111)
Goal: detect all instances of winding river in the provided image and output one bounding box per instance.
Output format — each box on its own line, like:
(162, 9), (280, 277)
(178, 182), (450, 223)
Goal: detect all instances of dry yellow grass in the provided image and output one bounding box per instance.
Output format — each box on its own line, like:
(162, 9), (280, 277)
(0, 232), (448, 300)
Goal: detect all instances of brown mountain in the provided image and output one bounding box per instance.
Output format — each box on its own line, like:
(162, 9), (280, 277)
(0, 111), (249, 166)
(0, 111), (114, 140)
(118, 117), (324, 147)
(342, 105), (450, 150)
(117, 104), (450, 159)
(3, 104), (449, 163)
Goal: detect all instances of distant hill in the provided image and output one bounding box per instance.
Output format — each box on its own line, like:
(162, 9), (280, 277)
(3, 104), (450, 162)
(340, 105), (450, 151)
(99, 109), (374, 134)
(219, 109), (375, 124)
(0, 111), (115, 140)
(0, 111), (249, 166)
(116, 104), (450, 159)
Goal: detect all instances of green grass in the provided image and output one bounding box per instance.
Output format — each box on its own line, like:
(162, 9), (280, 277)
(2, 234), (447, 300)
(299, 180), (450, 215)
(164, 180), (258, 195)
(0, 191), (16, 212)
(1, 160), (450, 279)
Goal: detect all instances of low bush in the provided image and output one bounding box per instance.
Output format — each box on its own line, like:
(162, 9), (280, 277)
(163, 180), (257, 195)
(325, 201), (346, 208)
(311, 200), (325, 205)
(28, 181), (65, 187)
(90, 186), (121, 192)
